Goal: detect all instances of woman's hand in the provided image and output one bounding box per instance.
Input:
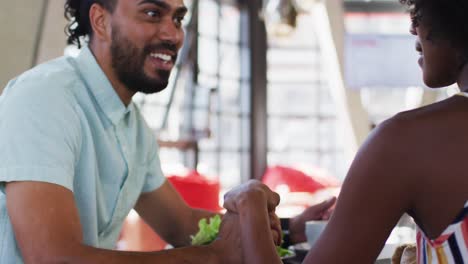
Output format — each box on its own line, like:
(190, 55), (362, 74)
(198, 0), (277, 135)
(289, 197), (336, 244)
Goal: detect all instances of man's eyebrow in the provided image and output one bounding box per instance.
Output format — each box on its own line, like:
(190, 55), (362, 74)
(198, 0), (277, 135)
(175, 6), (188, 16)
(138, 0), (188, 14)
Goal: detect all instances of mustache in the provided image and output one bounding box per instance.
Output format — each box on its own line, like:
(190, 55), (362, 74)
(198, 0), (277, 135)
(144, 42), (178, 61)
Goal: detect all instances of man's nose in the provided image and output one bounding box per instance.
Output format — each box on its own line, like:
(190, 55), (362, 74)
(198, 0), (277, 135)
(409, 24), (417, 35)
(158, 19), (183, 45)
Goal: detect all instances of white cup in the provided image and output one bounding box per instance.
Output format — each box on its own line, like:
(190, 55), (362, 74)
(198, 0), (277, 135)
(305, 220), (328, 247)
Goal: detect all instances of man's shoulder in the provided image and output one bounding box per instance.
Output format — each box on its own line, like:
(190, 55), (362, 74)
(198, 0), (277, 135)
(19, 56), (79, 87)
(3, 56), (82, 103)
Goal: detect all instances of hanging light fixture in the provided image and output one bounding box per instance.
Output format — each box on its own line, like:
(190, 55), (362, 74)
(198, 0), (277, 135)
(262, 0), (298, 37)
(291, 0), (316, 13)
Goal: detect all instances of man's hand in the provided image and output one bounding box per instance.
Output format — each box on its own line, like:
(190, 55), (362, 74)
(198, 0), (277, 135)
(223, 180), (280, 214)
(289, 197), (336, 244)
(214, 212), (282, 264)
(269, 212), (282, 246)
(222, 180), (282, 247)
(212, 213), (243, 264)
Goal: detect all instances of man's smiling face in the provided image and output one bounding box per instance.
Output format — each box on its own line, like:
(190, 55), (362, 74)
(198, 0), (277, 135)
(109, 0), (187, 94)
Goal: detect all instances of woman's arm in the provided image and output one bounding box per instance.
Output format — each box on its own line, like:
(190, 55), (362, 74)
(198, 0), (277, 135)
(221, 117), (416, 263)
(304, 118), (416, 263)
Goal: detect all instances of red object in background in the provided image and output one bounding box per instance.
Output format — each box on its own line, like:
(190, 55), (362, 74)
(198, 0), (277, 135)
(118, 171), (220, 252)
(262, 165), (340, 193)
(168, 170), (221, 212)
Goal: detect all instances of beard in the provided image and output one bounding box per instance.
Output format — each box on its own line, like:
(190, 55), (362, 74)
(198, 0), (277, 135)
(110, 24), (176, 94)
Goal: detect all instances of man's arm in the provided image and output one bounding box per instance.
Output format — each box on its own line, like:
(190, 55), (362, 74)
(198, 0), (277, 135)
(6, 181), (230, 264)
(134, 180), (218, 247)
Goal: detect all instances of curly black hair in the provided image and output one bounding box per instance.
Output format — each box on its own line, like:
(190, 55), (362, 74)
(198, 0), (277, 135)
(64, 0), (117, 48)
(399, 0), (468, 51)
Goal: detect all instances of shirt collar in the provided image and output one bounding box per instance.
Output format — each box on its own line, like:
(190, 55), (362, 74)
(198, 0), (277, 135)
(75, 46), (132, 126)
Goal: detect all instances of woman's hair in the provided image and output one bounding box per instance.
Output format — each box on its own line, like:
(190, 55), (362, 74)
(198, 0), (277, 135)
(64, 0), (117, 48)
(400, 0), (468, 51)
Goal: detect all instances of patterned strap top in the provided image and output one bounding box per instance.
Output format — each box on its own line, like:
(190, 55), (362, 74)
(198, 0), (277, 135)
(416, 201), (468, 264)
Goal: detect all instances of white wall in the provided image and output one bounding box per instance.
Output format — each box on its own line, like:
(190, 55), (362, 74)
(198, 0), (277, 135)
(0, 0), (67, 91)
(0, 0), (45, 90)
(313, 0), (370, 161)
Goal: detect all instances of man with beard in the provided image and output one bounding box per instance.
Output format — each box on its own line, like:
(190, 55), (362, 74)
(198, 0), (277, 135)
(0, 0), (335, 263)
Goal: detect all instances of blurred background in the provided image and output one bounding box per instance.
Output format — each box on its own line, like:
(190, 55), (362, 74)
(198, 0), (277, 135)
(1, 0), (450, 251)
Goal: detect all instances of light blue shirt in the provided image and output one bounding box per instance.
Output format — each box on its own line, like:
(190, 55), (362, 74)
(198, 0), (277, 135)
(0, 46), (166, 262)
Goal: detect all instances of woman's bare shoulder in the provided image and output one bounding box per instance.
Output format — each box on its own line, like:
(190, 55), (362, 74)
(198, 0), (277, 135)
(391, 95), (467, 123)
(352, 99), (462, 187)
(375, 96), (467, 144)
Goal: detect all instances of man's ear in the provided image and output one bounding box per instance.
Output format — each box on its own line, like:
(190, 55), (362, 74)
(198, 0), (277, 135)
(89, 3), (112, 43)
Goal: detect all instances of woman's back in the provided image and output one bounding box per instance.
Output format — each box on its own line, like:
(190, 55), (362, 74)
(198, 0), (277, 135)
(403, 94), (468, 263)
(401, 94), (468, 239)
(301, 94), (468, 263)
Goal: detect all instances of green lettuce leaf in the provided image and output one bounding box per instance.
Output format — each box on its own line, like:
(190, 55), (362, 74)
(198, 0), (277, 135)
(191, 215), (294, 258)
(276, 246), (294, 257)
(191, 215), (222, 246)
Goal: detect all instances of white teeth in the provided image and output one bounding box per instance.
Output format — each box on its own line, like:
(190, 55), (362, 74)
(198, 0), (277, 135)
(150, 53), (172, 62)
